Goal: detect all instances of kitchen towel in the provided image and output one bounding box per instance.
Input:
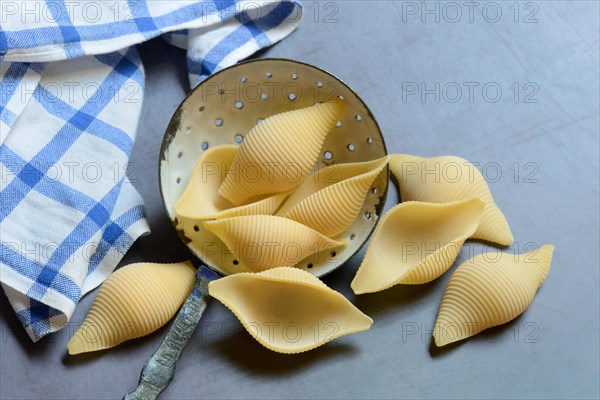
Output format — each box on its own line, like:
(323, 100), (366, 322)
(0, 0), (302, 342)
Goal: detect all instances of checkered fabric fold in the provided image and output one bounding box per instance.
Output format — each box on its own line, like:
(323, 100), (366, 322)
(0, 0), (302, 342)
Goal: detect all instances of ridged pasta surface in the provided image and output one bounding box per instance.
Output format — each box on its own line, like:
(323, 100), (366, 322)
(174, 145), (288, 220)
(280, 156), (390, 237)
(208, 267), (373, 353)
(67, 262), (196, 355)
(433, 244), (554, 346)
(203, 216), (341, 272)
(351, 199), (485, 294)
(258, 266), (330, 289)
(390, 154), (513, 245)
(218, 102), (344, 205)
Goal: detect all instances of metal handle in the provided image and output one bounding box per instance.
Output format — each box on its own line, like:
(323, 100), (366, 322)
(123, 266), (219, 400)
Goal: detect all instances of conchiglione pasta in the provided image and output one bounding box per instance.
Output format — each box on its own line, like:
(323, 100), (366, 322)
(209, 267), (373, 353)
(433, 244), (554, 346)
(203, 215), (343, 272)
(351, 199), (485, 294)
(218, 102), (345, 205)
(174, 145), (289, 220)
(277, 156), (390, 237)
(389, 154), (513, 246)
(67, 262), (196, 355)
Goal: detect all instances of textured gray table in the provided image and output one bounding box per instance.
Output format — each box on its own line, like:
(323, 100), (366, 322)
(1, 1), (599, 399)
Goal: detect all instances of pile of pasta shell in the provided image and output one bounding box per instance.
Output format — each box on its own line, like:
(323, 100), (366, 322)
(174, 101), (390, 273)
(68, 101), (554, 355)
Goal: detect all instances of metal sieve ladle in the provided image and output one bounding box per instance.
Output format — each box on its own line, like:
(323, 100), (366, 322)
(124, 59), (389, 399)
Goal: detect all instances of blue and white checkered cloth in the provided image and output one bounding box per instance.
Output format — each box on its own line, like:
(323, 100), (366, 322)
(0, 0), (302, 342)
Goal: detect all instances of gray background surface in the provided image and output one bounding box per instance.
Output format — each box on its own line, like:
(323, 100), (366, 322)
(1, 1), (599, 399)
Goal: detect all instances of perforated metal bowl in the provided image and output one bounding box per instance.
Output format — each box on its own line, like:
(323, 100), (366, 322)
(159, 58), (388, 278)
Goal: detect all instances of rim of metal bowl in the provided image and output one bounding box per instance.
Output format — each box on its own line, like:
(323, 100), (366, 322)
(158, 57), (389, 278)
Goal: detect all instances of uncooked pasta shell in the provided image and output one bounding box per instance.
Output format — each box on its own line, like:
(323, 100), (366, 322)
(390, 154), (513, 246)
(174, 144), (289, 220)
(218, 102), (345, 205)
(278, 156), (390, 237)
(203, 216), (342, 272)
(351, 199), (485, 294)
(209, 267), (373, 353)
(433, 244), (554, 346)
(67, 262), (196, 355)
